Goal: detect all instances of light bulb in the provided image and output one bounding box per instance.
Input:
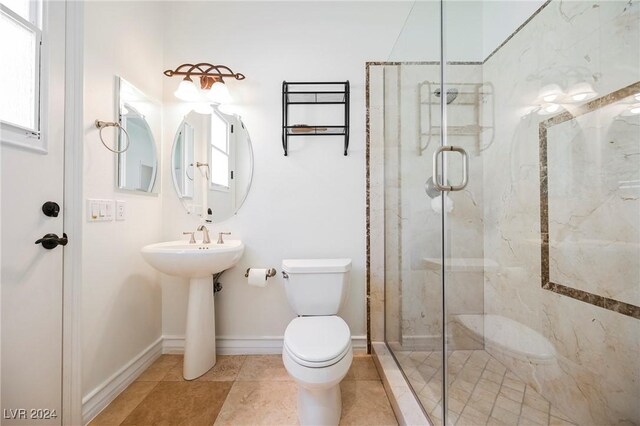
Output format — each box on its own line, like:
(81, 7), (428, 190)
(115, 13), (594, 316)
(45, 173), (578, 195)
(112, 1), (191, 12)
(174, 77), (201, 102)
(538, 103), (562, 115)
(622, 103), (640, 116)
(539, 84), (564, 103)
(568, 82), (597, 103)
(207, 80), (232, 104)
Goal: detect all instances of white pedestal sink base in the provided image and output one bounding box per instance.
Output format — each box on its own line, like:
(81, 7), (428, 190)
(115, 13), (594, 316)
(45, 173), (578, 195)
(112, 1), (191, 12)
(183, 276), (216, 380)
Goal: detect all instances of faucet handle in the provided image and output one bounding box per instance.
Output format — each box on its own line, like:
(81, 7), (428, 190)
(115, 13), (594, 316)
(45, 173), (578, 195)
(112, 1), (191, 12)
(217, 232), (231, 244)
(183, 231), (196, 244)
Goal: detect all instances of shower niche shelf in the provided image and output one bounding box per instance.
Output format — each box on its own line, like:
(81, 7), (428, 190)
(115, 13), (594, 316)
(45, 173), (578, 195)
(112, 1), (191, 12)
(419, 81), (495, 155)
(282, 81), (350, 156)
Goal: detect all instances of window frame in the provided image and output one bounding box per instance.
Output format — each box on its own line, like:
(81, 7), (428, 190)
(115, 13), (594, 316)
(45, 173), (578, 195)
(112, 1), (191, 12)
(209, 110), (231, 191)
(0, 1), (45, 153)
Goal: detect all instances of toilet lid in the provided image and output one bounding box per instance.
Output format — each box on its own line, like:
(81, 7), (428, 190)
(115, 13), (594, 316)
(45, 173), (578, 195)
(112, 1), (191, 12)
(284, 316), (351, 364)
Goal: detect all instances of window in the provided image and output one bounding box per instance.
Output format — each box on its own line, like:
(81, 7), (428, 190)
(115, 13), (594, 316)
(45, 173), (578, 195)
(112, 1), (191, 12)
(210, 112), (230, 190)
(0, 0), (42, 150)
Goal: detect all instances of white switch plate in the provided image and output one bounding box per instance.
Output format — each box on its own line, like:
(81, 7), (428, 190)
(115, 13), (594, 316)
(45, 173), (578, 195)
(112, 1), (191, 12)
(115, 200), (126, 221)
(87, 199), (114, 222)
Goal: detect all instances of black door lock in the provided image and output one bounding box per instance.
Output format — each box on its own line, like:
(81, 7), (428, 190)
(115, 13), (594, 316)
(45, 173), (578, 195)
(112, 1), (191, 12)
(42, 201), (60, 217)
(35, 233), (68, 249)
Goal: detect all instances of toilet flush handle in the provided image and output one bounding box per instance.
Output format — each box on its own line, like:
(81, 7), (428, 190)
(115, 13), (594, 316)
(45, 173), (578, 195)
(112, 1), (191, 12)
(282, 271), (289, 279)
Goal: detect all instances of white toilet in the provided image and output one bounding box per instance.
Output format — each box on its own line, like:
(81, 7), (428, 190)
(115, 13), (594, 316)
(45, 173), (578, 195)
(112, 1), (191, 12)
(281, 258), (353, 426)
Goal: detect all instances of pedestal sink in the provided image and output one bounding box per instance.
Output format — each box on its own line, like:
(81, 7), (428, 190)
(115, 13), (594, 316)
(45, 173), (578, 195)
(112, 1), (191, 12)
(141, 239), (244, 379)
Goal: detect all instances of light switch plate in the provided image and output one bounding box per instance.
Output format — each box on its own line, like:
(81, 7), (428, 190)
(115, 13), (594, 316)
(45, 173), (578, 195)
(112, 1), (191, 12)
(87, 199), (114, 222)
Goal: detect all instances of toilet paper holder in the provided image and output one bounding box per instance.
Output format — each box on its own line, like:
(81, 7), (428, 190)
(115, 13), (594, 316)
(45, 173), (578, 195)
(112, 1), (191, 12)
(245, 268), (277, 279)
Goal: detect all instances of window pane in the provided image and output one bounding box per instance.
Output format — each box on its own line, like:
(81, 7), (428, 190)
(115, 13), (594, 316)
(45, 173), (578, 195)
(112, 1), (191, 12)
(0, 10), (36, 131)
(211, 149), (229, 188)
(2, 0), (30, 23)
(211, 113), (228, 153)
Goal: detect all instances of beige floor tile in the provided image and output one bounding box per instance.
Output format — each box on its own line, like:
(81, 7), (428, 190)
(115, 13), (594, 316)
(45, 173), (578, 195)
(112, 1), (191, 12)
(522, 387), (550, 413)
(163, 355), (246, 382)
(214, 381), (298, 426)
(466, 396), (495, 417)
(549, 416), (576, 426)
(477, 378), (501, 395)
(499, 385), (524, 403)
(236, 355), (291, 382)
(122, 381), (232, 425)
(457, 405), (489, 425)
(501, 377), (526, 393)
(487, 417), (510, 426)
(447, 397), (466, 415)
(491, 406), (520, 425)
(408, 351), (430, 364)
(495, 395), (522, 415)
(345, 356), (380, 381)
(482, 369), (505, 384)
(340, 380), (398, 425)
(136, 355), (182, 382)
(485, 359), (507, 376)
(549, 406), (573, 423)
(89, 382), (158, 426)
(520, 405), (548, 425)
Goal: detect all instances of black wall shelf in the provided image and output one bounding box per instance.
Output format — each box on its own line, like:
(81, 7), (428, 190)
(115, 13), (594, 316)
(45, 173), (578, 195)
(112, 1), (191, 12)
(282, 81), (350, 156)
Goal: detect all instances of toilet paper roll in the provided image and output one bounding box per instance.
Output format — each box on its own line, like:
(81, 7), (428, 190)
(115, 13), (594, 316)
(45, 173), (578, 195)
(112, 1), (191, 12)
(248, 268), (268, 287)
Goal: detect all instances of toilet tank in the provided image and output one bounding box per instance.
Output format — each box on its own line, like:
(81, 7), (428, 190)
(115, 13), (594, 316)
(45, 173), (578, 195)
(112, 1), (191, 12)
(282, 258), (351, 316)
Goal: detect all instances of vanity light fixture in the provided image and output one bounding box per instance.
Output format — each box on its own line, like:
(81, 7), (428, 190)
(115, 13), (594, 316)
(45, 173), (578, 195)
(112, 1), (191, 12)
(164, 63), (245, 104)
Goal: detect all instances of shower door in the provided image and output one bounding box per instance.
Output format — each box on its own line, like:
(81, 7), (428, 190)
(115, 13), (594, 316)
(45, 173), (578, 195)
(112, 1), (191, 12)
(383, 1), (640, 425)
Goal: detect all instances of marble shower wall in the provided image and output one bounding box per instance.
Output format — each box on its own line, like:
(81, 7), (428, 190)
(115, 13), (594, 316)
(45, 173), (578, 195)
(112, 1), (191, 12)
(481, 1), (640, 424)
(382, 63), (486, 351)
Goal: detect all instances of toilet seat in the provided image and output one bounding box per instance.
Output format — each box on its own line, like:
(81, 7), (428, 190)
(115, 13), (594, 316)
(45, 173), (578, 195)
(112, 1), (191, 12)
(284, 316), (351, 368)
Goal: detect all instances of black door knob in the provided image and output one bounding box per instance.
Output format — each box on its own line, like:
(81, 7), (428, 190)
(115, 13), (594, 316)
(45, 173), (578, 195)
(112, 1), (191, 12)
(42, 201), (60, 217)
(35, 233), (68, 250)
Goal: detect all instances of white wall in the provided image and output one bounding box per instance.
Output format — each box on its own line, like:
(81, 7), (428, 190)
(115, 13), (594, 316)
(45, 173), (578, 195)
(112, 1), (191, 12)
(81, 1), (164, 397)
(160, 1), (415, 346)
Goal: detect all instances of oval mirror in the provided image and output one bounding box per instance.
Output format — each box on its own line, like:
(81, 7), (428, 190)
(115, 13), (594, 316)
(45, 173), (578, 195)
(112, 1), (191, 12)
(171, 107), (254, 221)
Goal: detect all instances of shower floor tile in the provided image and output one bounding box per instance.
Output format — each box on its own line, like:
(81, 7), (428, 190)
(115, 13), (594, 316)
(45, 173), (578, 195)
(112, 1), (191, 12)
(395, 350), (576, 426)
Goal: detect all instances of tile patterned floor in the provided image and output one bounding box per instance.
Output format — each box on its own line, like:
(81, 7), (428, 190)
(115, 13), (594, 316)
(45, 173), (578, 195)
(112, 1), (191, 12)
(394, 350), (576, 426)
(90, 354), (398, 426)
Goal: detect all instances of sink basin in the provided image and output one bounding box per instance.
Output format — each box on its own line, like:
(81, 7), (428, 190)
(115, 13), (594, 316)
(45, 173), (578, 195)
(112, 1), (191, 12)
(140, 238), (245, 380)
(141, 239), (244, 278)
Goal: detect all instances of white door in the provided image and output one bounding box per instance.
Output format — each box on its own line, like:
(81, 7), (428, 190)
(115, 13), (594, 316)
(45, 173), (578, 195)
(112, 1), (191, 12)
(1, 1), (66, 424)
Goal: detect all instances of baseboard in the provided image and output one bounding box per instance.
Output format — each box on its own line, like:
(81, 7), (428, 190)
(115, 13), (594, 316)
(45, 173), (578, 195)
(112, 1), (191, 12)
(81, 337), (162, 425)
(162, 334), (368, 355)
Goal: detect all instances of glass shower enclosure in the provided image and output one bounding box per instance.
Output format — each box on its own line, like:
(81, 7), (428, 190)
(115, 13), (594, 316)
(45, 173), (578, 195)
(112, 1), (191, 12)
(375, 1), (640, 425)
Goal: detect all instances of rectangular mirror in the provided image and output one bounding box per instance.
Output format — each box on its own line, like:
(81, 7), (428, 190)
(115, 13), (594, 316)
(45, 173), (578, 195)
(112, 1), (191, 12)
(117, 77), (161, 193)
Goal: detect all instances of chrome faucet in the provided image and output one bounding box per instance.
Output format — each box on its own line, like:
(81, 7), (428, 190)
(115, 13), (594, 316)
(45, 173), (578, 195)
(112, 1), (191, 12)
(217, 232), (231, 244)
(197, 225), (211, 244)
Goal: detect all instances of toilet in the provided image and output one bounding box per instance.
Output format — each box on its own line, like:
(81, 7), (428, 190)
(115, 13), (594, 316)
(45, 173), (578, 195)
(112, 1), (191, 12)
(281, 258), (353, 426)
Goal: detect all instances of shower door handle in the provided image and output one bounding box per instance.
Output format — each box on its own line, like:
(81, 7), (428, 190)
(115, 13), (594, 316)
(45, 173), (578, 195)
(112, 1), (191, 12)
(432, 145), (469, 191)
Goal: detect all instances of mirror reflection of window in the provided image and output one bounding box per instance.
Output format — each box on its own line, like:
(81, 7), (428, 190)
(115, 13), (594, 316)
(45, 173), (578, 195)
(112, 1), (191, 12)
(210, 112), (230, 190)
(173, 122), (194, 198)
(117, 77), (160, 194)
(120, 104), (157, 193)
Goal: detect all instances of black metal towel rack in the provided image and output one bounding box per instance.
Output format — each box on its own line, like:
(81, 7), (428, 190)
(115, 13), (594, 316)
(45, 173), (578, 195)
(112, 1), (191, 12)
(281, 81), (350, 156)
